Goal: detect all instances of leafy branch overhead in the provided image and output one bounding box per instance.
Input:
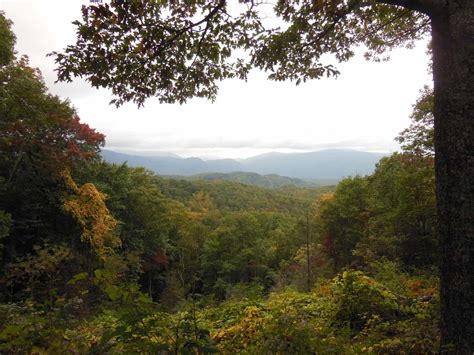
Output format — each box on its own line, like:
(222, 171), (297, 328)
(52, 0), (430, 106)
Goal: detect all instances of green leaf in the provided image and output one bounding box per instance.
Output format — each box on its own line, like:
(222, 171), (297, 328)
(67, 272), (88, 285)
(94, 269), (103, 279)
(105, 285), (120, 301)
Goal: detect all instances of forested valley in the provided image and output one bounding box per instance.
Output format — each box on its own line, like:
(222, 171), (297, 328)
(0, 12), (440, 354)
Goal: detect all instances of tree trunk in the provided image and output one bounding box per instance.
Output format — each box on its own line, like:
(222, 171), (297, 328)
(431, 2), (474, 352)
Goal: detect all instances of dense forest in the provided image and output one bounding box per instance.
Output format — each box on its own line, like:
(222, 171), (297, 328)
(152, 171), (332, 189)
(0, 11), (442, 353)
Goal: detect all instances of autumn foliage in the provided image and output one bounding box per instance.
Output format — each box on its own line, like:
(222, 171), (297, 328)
(0, 56), (104, 180)
(62, 170), (120, 258)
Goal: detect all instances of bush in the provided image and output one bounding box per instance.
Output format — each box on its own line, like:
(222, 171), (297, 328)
(329, 271), (408, 332)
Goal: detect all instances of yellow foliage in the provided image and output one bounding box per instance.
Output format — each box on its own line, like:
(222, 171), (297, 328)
(211, 305), (267, 350)
(62, 171), (120, 258)
(189, 191), (214, 214)
(315, 192), (335, 208)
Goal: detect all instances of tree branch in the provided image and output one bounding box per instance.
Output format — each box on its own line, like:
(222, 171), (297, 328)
(361, 8), (412, 39)
(381, 17), (431, 46)
(150, 0), (226, 57)
(303, 0), (363, 48)
(376, 0), (443, 16)
(167, 0), (226, 44)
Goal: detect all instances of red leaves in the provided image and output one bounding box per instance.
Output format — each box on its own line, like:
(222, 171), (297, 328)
(152, 253), (169, 267)
(143, 251), (169, 271)
(1, 61), (106, 180)
(2, 112), (105, 178)
(65, 115), (105, 161)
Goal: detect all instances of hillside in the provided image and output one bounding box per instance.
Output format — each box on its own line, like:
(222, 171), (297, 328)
(171, 171), (337, 188)
(152, 175), (332, 216)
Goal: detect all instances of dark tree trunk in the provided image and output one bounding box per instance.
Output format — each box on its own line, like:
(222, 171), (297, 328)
(431, 2), (474, 352)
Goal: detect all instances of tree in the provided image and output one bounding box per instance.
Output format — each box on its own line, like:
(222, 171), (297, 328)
(0, 11), (15, 66)
(203, 212), (272, 287)
(62, 170), (120, 259)
(0, 13), (108, 302)
(362, 153), (437, 268)
(315, 177), (369, 270)
(396, 86), (434, 157)
(52, 1), (473, 350)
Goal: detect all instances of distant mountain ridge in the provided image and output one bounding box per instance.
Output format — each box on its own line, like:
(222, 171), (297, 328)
(176, 172), (336, 189)
(100, 149), (387, 180)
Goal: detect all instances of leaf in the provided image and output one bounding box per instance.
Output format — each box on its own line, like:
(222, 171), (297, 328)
(30, 346), (48, 355)
(67, 272), (88, 285)
(105, 285), (120, 301)
(0, 324), (23, 339)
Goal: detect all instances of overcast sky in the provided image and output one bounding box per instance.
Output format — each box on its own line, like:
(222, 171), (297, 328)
(1, 0), (432, 159)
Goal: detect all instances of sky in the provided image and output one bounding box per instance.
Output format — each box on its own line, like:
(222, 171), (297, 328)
(1, 0), (432, 159)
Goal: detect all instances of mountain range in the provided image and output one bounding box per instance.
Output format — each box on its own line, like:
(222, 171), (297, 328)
(101, 149), (387, 181)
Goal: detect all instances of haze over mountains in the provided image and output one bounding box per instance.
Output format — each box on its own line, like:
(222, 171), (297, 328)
(101, 149), (387, 181)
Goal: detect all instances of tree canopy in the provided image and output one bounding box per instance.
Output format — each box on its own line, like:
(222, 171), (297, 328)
(52, 0), (431, 106)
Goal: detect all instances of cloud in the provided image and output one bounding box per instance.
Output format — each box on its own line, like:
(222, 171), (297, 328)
(3, 0), (100, 100)
(105, 135), (398, 158)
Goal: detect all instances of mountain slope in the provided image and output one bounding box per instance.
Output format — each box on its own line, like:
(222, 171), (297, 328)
(182, 172), (330, 188)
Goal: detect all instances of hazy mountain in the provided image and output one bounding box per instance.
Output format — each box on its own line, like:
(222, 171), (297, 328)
(242, 149), (387, 179)
(100, 150), (244, 175)
(100, 149), (387, 180)
(205, 159), (244, 173)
